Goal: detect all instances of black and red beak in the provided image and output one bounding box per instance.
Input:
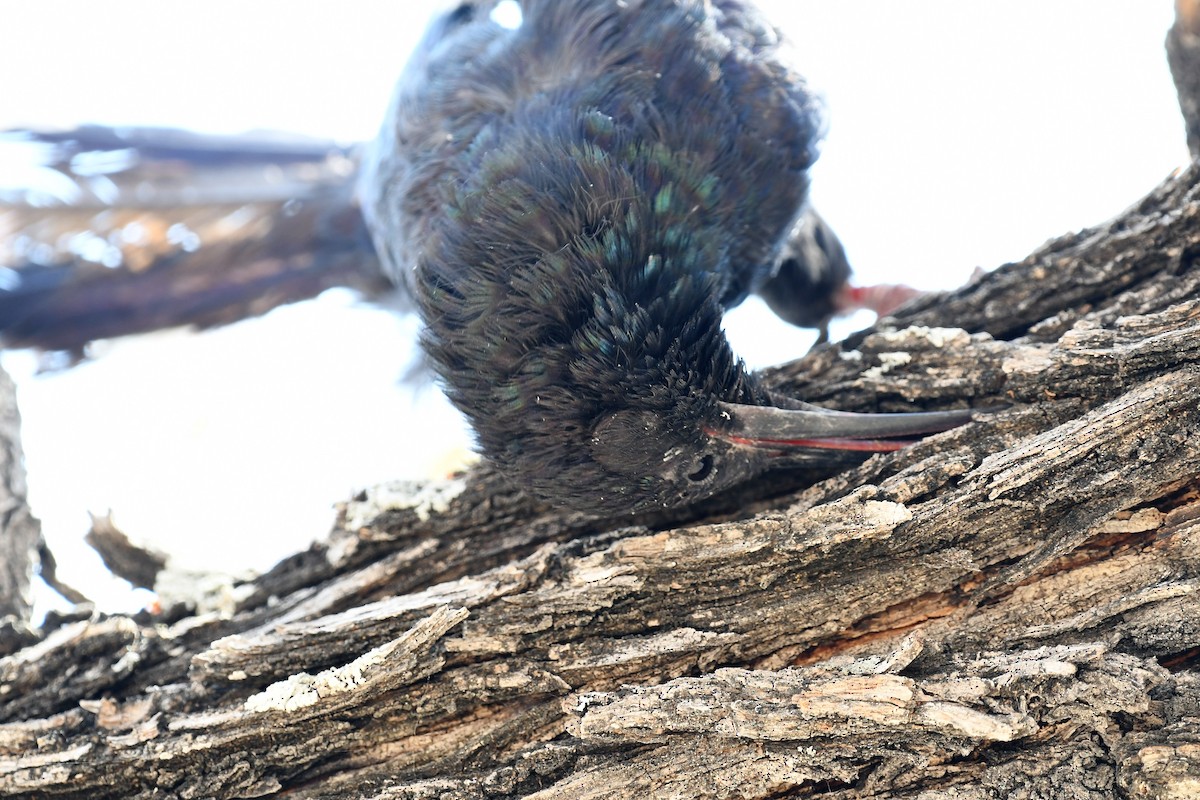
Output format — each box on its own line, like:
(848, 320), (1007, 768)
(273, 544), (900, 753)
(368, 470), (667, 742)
(714, 401), (978, 456)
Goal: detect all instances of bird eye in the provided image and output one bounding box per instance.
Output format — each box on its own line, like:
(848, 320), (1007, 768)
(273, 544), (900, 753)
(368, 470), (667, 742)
(447, 4), (474, 24)
(687, 454), (715, 482)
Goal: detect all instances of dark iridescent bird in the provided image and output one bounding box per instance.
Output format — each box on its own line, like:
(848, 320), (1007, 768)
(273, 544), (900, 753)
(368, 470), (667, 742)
(1, 0), (975, 514)
(360, 0), (973, 513)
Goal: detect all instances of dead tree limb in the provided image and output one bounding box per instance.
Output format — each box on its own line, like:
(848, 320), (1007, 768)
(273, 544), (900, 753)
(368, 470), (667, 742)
(6, 6), (1200, 797)
(1, 151), (1199, 797)
(0, 365), (41, 643)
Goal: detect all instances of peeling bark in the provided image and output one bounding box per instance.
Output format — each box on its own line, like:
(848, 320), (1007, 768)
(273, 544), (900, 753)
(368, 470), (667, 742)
(2, 159), (1199, 798)
(0, 363), (40, 637)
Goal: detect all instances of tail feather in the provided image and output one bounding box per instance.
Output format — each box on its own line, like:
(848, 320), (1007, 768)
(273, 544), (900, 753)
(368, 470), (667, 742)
(0, 126), (390, 354)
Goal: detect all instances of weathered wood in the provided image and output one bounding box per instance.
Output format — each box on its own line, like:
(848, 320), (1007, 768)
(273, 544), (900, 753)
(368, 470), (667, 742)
(0, 127), (389, 355)
(2, 154), (1200, 797)
(0, 363), (40, 637)
(83, 513), (169, 592)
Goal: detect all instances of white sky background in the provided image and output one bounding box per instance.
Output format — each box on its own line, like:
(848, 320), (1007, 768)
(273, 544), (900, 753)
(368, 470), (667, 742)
(0, 1), (1188, 615)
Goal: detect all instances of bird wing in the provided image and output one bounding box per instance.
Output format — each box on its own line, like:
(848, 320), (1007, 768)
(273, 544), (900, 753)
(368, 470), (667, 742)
(0, 125), (388, 354)
(756, 206), (852, 333)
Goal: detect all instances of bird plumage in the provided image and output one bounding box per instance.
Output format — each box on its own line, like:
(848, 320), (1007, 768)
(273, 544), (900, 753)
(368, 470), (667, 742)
(363, 0), (968, 513)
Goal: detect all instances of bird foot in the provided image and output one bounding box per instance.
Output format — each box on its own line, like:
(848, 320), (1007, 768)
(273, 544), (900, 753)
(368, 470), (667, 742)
(835, 282), (924, 318)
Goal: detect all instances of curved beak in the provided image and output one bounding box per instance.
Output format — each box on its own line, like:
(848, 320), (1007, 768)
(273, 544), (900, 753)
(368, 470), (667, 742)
(714, 402), (978, 453)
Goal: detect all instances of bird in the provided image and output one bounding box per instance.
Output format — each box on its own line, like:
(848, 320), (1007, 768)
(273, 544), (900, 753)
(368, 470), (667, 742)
(358, 0), (976, 514)
(0, 0), (977, 515)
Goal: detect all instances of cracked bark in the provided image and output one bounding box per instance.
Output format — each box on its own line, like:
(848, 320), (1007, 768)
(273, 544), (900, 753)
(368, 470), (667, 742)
(0, 363), (41, 647)
(5, 9), (1200, 800)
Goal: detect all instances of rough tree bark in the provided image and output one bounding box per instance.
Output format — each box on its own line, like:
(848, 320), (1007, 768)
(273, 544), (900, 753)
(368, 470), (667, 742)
(0, 367), (40, 630)
(0, 370), (87, 651)
(5, 11), (1200, 800)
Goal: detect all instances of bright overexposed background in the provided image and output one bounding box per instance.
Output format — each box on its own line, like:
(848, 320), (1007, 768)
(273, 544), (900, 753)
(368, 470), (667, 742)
(0, 1), (1188, 615)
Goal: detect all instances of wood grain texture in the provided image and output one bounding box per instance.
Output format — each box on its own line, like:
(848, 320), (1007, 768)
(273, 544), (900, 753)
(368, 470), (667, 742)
(0, 364), (40, 635)
(2, 158), (1199, 797)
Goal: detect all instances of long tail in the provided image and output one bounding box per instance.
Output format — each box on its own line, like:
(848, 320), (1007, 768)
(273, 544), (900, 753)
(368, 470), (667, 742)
(0, 125), (389, 354)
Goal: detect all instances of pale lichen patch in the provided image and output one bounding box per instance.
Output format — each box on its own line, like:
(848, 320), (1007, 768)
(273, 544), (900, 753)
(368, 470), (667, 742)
(244, 637), (400, 713)
(344, 477), (467, 530)
(870, 326), (971, 350)
(788, 493), (913, 549)
(155, 568), (256, 617)
(1001, 343), (1054, 375)
(243, 606), (468, 713)
(862, 351), (913, 379)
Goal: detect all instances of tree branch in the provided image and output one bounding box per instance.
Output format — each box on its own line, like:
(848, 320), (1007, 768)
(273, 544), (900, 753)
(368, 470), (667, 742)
(2, 158), (1200, 797)
(0, 364), (40, 633)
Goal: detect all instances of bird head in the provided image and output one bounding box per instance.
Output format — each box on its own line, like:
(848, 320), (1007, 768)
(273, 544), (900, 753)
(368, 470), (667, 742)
(450, 262), (778, 514)
(560, 379), (974, 515)
(420, 246), (974, 515)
